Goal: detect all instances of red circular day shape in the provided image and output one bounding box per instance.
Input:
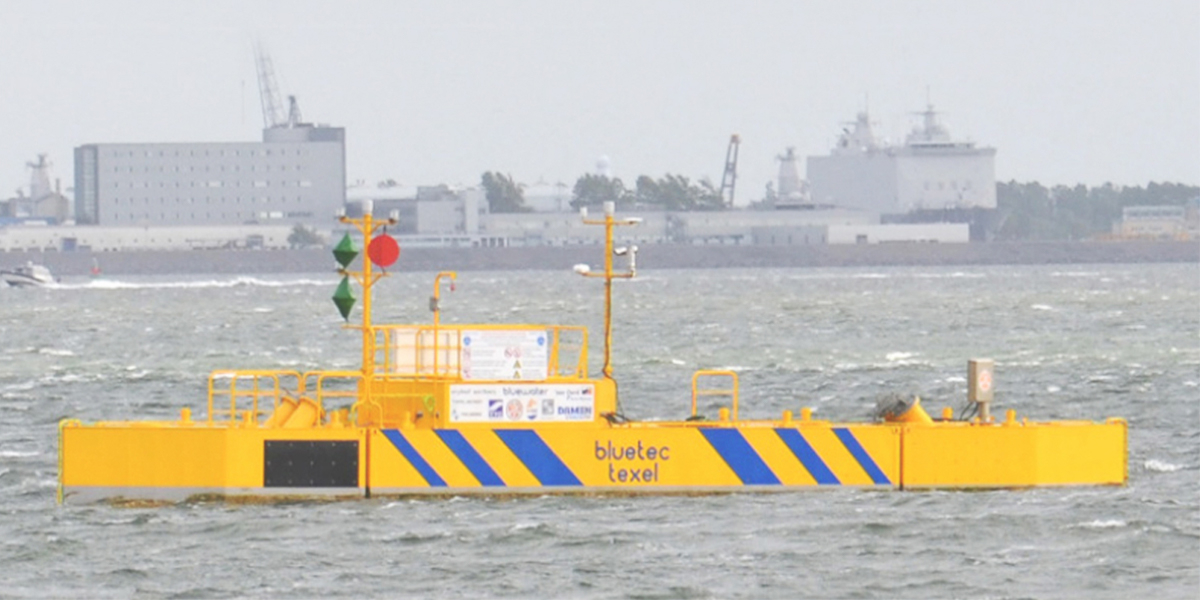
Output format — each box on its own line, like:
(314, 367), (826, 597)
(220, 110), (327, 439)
(367, 235), (400, 267)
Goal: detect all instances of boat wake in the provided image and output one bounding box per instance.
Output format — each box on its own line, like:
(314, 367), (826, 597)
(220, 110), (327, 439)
(54, 276), (329, 290)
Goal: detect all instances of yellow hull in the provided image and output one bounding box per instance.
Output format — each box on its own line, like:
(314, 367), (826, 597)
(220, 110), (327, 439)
(59, 417), (1126, 504)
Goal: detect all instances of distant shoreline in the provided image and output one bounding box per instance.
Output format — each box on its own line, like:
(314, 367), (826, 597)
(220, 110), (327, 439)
(3, 240), (1197, 277)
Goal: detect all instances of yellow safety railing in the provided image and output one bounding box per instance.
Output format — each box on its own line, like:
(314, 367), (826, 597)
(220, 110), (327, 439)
(302, 370), (361, 417)
(549, 326), (588, 378)
(206, 370), (301, 424)
(350, 390), (437, 428)
(692, 370), (740, 421)
(206, 369), (372, 426)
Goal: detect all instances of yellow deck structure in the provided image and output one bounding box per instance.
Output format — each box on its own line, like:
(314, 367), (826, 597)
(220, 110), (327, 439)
(58, 203), (1127, 504)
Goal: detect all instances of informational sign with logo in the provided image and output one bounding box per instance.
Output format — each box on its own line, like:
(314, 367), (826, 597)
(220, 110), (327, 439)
(460, 329), (548, 381)
(448, 384), (595, 423)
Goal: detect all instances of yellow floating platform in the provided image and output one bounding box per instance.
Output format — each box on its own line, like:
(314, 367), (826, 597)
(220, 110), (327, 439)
(59, 410), (1127, 503)
(57, 202), (1127, 504)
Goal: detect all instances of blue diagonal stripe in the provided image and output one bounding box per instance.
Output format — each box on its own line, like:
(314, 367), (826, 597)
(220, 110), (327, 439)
(833, 428), (891, 485)
(774, 429), (840, 485)
(493, 430), (581, 486)
(700, 429), (781, 485)
(382, 430), (446, 487)
(436, 430), (505, 487)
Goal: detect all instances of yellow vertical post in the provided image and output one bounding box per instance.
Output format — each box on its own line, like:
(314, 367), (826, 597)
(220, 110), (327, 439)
(579, 201), (639, 381)
(602, 207), (614, 378)
(432, 271), (457, 377)
(338, 200), (398, 421)
(361, 208), (374, 404)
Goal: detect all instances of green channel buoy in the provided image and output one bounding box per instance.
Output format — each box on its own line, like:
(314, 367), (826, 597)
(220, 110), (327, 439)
(333, 233), (358, 268)
(332, 276), (356, 321)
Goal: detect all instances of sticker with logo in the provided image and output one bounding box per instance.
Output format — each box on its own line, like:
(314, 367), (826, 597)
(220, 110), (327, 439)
(505, 399), (524, 421)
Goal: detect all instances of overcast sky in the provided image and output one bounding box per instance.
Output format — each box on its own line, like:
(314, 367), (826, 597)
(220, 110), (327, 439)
(1, 0), (1196, 204)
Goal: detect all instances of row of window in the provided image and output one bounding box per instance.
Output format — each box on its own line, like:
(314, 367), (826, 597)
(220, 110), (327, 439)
(108, 210), (314, 222)
(111, 164), (308, 173)
(110, 196), (311, 205)
(104, 148), (309, 158)
(111, 180), (314, 189)
(922, 180), (975, 191)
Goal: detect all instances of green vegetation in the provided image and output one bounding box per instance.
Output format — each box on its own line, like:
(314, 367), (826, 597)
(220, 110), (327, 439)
(287, 224), (325, 248)
(995, 181), (1198, 241)
(481, 172), (531, 213)
(570, 174), (630, 209)
(568, 173), (725, 211)
(634, 174), (724, 211)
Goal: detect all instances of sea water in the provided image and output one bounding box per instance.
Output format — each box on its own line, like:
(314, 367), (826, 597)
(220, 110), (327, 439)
(1, 263), (1196, 599)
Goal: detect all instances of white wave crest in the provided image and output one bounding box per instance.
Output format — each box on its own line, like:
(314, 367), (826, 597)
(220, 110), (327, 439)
(914, 272), (985, 279)
(1143, 459), (1182, 473)
(1076, 519), (1126, 529)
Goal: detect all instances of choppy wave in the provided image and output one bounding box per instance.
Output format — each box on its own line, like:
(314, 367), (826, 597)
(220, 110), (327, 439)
(0, 262), (1196, 599)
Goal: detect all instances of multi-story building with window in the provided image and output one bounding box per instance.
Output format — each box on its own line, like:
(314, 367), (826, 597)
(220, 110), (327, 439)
(74, 125), (344, 228)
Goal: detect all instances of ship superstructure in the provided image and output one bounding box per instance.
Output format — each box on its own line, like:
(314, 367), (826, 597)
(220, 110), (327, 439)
(807, 105), (996, 214)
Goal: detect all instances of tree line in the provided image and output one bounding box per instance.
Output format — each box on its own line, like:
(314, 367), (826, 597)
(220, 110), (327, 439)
(483, 171), (1197, 242)
(481, 171), (726, 213)
(995, 181), (1198, 241)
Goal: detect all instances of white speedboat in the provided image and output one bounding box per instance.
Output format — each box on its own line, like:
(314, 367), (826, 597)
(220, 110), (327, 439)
(1, 262), (56, 287)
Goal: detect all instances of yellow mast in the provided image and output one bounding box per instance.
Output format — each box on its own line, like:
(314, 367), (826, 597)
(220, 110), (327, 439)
(338, 200), (397, 406)
(579, 201), (640, 380)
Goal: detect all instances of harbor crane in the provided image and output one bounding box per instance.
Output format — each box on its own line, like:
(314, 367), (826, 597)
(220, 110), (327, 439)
(253, 42), (306, 129)
(719, 134), (740, 207)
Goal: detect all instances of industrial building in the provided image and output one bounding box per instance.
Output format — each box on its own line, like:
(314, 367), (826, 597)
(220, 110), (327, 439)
(72, 46), (345, 230)
(807, 106), (996, 215)
(345, 183), (491, 247)
(1114, 205), (1192, 240)
(478, 208), (967, 246)
(73, 123), (345, 229)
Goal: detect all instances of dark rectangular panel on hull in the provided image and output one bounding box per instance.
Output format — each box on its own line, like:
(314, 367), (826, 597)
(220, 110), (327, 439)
(264, 441), (359, 487)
